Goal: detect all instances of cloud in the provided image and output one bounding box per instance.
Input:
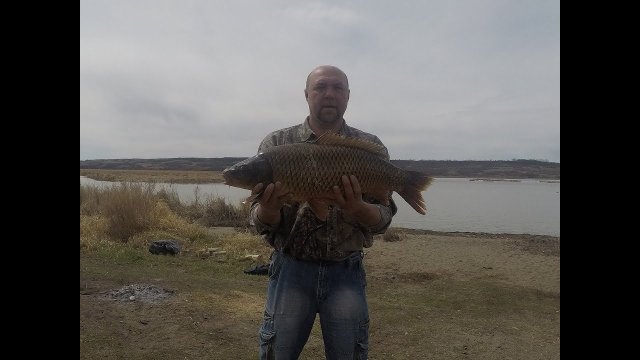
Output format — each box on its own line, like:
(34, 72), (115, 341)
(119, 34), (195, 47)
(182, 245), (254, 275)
(80, 0), (560, 162)
(281, 2), (360, 25)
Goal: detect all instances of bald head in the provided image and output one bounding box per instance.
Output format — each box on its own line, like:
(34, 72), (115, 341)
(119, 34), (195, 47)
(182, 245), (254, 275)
(305, 65), (349, 90)
(304, 65), (351, 131)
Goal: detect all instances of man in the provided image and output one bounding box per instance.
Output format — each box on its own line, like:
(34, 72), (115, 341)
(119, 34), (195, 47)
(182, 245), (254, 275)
(251, 65), (397, 359)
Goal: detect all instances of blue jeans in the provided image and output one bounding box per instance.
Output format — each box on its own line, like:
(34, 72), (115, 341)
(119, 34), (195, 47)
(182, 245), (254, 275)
(259, 250), (369, 360)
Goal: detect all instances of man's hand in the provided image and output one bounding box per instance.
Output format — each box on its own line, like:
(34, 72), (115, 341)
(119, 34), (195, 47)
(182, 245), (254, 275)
(254, 182), (290, 225)
(332, 175), (382, 227)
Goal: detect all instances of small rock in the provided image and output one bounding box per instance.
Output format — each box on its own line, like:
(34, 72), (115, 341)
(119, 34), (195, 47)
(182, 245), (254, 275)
(149, 240), (181, 255)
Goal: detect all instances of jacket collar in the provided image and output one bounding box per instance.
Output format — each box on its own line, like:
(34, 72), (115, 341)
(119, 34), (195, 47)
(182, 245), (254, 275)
(302, 116), (350, 141)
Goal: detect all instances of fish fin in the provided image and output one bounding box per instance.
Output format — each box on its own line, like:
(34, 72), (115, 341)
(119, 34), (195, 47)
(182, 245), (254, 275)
(282, 194), (299, 206)
(245, 190), (298, 206)
(398, 171), (433, 215)
(312, 132), (387, 157)
(242, 185), (279, 204)
(242, 192), (262, 204)
(365, 188), (391, 206)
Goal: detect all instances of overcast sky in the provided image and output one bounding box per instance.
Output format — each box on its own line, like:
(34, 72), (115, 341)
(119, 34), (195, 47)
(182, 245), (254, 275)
(80, 0), (559, 162)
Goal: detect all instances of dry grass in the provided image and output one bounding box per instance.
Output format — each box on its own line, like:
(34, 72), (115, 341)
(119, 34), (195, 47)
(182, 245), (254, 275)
(200, 196), (251, 227)
(80, 215), (110, 250)
(382, 227), (405, 242)
(80, 182), (249, 250)
(100, 183), (157, 241)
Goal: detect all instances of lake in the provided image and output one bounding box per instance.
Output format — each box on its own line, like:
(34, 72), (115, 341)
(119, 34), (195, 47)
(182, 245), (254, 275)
(80, 176), (559, 237)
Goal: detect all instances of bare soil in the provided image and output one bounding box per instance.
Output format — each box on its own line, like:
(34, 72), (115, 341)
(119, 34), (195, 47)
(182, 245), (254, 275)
(369, 229), (560, 293)
(80, 228), (560, 359)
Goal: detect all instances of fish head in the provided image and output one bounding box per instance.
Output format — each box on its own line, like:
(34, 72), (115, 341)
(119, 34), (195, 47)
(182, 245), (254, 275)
(222, 153), (273, 191)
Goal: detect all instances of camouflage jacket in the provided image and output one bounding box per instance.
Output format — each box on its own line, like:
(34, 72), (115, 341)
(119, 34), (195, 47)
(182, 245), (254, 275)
(250, 117), (397, 261)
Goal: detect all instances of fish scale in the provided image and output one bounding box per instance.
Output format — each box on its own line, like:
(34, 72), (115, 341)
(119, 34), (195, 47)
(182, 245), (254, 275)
(268, 143), (387, 200)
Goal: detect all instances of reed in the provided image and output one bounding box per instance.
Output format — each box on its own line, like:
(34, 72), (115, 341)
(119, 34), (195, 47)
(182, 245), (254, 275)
(80, 182), (249, 247)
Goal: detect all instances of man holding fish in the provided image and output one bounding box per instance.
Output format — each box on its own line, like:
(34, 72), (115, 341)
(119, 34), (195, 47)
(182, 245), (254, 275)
(223, 65), (431, 359)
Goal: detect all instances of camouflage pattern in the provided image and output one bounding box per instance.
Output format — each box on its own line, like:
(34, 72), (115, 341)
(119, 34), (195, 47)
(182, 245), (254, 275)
(250, 117), (397, 261)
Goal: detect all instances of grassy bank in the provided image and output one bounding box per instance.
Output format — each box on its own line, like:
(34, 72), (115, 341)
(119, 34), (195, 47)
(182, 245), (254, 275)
(79, 182), (559, 359)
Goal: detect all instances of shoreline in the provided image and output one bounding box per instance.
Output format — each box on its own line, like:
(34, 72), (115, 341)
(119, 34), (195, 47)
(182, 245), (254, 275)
(215, 225), (560, 242)
(392, 226), (559, 241)
(80, 172), (560, 240)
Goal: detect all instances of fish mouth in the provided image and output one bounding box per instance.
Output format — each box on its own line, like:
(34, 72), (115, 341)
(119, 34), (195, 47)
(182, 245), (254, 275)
(221, 169), (246, 189)
(221, 168), (232, 185)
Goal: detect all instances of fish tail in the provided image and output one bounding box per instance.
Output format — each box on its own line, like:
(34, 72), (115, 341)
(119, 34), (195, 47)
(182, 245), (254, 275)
(398, 171), (433, 215)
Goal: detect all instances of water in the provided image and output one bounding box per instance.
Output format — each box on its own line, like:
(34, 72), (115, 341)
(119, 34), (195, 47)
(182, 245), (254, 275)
(80, 176), (559, 237)
(392, 177), (559, 236)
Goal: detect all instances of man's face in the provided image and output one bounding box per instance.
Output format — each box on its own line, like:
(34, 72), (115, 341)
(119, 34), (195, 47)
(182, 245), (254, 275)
(305, 69), (350, 125)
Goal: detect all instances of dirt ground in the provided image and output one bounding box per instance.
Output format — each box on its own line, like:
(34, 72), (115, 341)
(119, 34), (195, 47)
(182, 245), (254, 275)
(80, 228), (560, 359)
(366, 229), (560, 294)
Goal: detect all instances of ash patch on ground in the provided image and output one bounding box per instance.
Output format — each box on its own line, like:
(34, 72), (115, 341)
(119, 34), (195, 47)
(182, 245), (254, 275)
(101, 284), (175, 303)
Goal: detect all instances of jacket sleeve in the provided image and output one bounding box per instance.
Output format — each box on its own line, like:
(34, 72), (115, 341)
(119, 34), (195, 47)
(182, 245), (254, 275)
(366, 199), (397, 235)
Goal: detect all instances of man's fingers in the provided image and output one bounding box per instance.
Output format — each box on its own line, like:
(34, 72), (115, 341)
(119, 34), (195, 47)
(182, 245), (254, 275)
(264, 182), (291, 207)
(251, 182), (264, 195)
(261, 183), (275, 203)
(342, 175), (354, 200)
(272, 182), (285, 200)
(349, 175), (362, 196)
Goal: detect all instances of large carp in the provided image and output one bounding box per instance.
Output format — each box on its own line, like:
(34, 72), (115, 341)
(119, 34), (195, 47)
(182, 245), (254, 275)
(222, 133), (433, 214)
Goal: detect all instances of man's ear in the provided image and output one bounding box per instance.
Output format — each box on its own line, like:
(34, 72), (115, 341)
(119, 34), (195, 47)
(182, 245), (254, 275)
(304, 89), (309, 100)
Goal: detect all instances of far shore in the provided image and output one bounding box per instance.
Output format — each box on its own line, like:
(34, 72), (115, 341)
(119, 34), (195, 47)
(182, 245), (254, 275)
(80, 168), (560, 184)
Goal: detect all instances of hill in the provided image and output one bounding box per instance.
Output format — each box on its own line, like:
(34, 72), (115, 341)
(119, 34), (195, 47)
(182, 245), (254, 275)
(80, 158), (559, 179)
